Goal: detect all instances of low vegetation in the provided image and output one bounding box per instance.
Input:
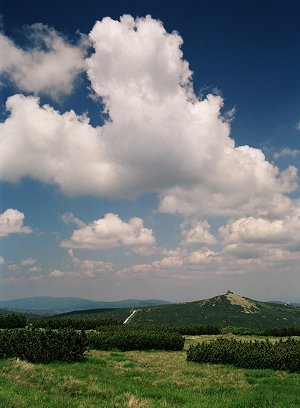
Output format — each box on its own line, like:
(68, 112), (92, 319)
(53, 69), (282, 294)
(1, 293), (300, 406)
(31, 316), (120, 330)
(87, 328), (184, 351)
(187, 337), (300, 372)
(0, 328), (87, 363)
(1, 343), (300, 407)
(0, 313), (27, 328)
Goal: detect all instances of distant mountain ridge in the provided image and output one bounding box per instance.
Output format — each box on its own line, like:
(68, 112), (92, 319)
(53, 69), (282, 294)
(0, 296), (170, 314)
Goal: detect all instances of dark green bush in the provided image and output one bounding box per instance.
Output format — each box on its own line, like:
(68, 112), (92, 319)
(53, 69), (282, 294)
(0, 328), (87, 363)
(187, 337), (300, 372)
(262, 327), (300, 337)
(158, 324), (221, 335)
(31, 317), (120, 330)
(87, 328), (184, 351)
(0, 313), (27, 328)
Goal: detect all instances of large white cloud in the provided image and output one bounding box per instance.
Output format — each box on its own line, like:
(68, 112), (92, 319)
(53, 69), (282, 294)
(0, 15), (298, 218)
(61, 212), (155, 250)
(0, 209), (32, 237)
(0, 24), (87, 98)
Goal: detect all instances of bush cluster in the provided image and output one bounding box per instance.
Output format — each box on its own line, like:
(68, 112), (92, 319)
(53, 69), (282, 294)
(87, 328), (184, 351)
(262, 327), (300, 337)
(93, 323), (220, 335)
(0, 313), (27, 328)
(187, 337), (300, 372)
(0, 328), (87, 363)
(32, 317), (120, 330)
(162, 324), (221, 335)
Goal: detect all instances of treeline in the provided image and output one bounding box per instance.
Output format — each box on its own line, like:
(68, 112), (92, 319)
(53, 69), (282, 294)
(3, 312), (300, 336)
(0, 313), (221, 335)
(187, 338), (300, 372)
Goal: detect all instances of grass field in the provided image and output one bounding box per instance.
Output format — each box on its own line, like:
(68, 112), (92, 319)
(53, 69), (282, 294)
(0, 335), (300, 407)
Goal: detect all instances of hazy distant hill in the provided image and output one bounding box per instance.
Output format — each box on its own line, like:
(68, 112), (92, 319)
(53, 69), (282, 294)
(0, 297), (170, 314)
(63, 291), (300, 328)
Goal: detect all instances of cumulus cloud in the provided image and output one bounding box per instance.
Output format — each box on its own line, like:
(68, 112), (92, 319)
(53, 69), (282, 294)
(0, 209), (32, 237)
(116, 246), (219, 281)
(0, 256), (5, 265)
(0, 15), (298, 219)
(49, 250), (113, 279)
(159, 152), (298, 217)
(68, 250), (113, 278)
(219, 209), (300, 257)
(61, 212), (155, 250)
(0, 23), (87, 98)
(181, 220), (217, 246)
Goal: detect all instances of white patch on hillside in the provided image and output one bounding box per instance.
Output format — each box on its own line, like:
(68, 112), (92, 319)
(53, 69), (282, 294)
(226, 292), (258, 314)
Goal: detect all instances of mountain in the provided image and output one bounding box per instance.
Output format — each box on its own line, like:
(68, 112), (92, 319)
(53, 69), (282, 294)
(126, 291), (300, 327)
(5, 292), (300, 327)
(0, 297), (170, 314)
(66, 291), (300, 328)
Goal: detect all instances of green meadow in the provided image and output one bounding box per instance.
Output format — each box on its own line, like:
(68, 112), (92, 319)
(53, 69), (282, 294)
(1, 335), (300, 408)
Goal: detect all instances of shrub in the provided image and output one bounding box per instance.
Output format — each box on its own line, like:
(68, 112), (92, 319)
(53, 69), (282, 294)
(262, 327), (300, 337)
(0, 313), (27, 328)
(187, 337), (300, 372)
(87, 328), (184, 351)
(0, 328), (87, 363)
(31, 317), (120, 330)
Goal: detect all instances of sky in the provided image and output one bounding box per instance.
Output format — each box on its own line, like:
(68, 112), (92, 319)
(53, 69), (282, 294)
(0, 0), (300, 303)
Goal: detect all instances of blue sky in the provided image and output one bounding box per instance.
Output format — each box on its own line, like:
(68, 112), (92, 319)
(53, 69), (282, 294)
(0, 0), (300, 302)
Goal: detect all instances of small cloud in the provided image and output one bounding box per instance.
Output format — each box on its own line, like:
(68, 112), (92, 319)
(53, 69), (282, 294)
(274, 148), (300, 159)
(181, 220), (217, 246)
(49, 269), (65, 277)
(68, 250), (113, 278)
(0, 23), (87, 98)
(61, 212), (86, 228)
(130, 246), (157, 256)
(8, 264), (19, 271)
(0, 209), (32, 237)
(0, 256), (5, 265)
(29, 266), (42, 273)
(28, 275), (43, 281)
(20, 258), (36, 266)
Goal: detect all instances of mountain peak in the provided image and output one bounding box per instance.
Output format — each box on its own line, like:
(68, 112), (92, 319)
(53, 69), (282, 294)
(224, 291), (258, 314)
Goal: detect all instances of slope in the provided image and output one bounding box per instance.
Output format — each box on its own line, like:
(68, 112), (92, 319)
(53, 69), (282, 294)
(128, 291), (300, 328)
